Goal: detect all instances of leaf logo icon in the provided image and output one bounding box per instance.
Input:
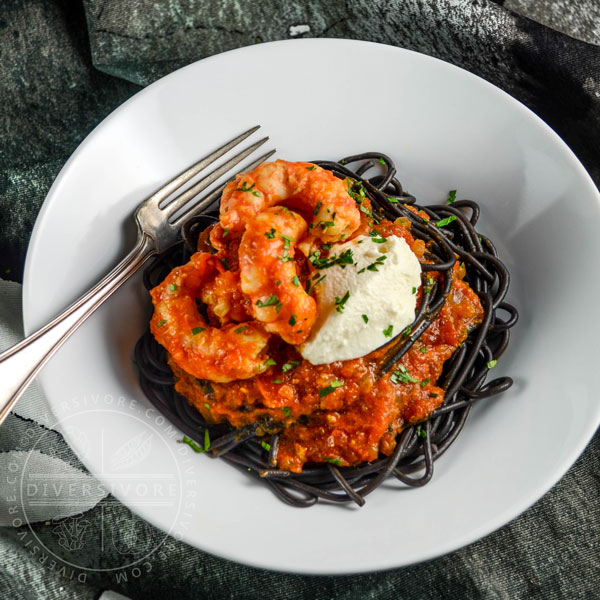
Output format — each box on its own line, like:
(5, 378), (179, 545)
(109, 430), (153, 471)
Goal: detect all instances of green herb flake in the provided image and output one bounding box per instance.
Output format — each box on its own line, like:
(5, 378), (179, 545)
(204, 429), (211, 451)
(324, 457), (341, 466)
(219, 258), (229, 270)
(412, 287), (417, 294)
(256, 294), (279, 308)
(390, 366), (419, 384)
(319, 380), (344, 397)
(487, 359), (498, 369)
(288, 313), (297, 326)
(282, 406), (292, 417)
(419, 346), (427, 353)
(264, 358), (276, 366)
(272, 379), (283, 384)
(265, 227), (276, 239)
(234, 325), (248, 334)
(168, 283), (178, 292)
(362, 314), (369, 323)
(370, 236), (387, 243)
(306, 165), (317, 171)
(282, 361), (300, 373)
(383, 324), (394, 338)
(435, 215), (458, 228)
(157, 319), (167, 328)
(403, 326), (412, 337)
(416, 426), (427, 439)
(222, 227), (230, 238)
(420, 378), (431, 388)
(447, 189), (457, 204)
(429, 392), (438, 398)
(335, 290), (350, 313)
(313, 201), (322, 216)
(274, 280), (281, 286)
(278, 250), (294, 262)
(260, 440), (271, 451)
(291, 275), (300, 287)
(280, 234), (293, 249)
(181, 436), (203, 453)
(379, 157), (386, 166)
(191, 326), (205, 335)
(387, 197), (399, 204)
(204, 403), (210, 410)
(236, 181), (261, 197)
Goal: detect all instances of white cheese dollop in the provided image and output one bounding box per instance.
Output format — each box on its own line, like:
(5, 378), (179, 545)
(299, 234), (422, 364)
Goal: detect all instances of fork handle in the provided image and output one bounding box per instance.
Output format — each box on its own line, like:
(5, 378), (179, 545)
(0, 233), (157, 426)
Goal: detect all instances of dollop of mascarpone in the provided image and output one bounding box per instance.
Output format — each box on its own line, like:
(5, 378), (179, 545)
(299, 235), (421, 364)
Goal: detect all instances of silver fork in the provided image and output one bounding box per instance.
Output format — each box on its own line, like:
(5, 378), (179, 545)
(0, 126), (275, 426)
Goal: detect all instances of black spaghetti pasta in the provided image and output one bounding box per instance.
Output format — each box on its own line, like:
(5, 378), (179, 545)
(134, 153), (517, 507)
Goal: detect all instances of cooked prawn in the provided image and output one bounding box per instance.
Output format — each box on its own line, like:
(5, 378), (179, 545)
(220, 160), (361, 243)
(239, 207), (317, 345)
(150, 252), (270, 383)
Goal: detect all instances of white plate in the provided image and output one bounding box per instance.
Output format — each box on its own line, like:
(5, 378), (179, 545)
(23, 39), (600, 574)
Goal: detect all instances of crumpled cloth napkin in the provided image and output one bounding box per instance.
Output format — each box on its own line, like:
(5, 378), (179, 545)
(1, 0), (599, 598)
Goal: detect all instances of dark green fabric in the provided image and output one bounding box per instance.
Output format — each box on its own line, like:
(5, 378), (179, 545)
(1, 1), (599, 598)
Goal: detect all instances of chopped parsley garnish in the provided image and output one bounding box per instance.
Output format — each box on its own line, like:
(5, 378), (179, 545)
(274, 280), (281, 286)
(359, 205), (372, 216)
(379, 157), (386, 166)
(272, 379), (282, 384)
(403, 326), (412, 337)
(291, 275), (300, 287)
(204, 402), (210, 409)
(219, 257), (229, 270)
(275, 301), (283, 313)
(282, 361), (300, 373)
(181, 430), (210, 453)
(429, 392), (438, 398)
(382, 324), (394, 338)
(223, 227), (230, 238)
(390, 365), (419, 384)
(319, 380), (344, 397)
(157, 319), (167, 328)
(420, 378), (430, 388)
(282, 406), (292, 417)
(416, 426), (427, 439)
(306, 274), (326, 294)
(236, 181), (261, 196)
(168, 283), (178, 292)
(318, 220), (335, 230)
(181, 436), (203, 453)
(256, 294), (279, 308)
(260, 440), (271, 451)
(335, 290), (350, 313)
(370, 236), (386, 243)
(306, 165), (317, 171)
(358, 254), (387, 273)
(347, 180), (367, 204)
(309, 248), (354, 270)
(487, 359), (498, 369)
(264, 358), (276, 366)
(278, 250), (294, 262)
(387, 197), (399, 204)
(419, 346), (427, 353)
(435, 215), (457, 228)
(447, 189), (457, 204)
(412, 287), (417, 294)
(313, 201), (322, 215)
(265, 228), (276, 239)
(191, 326), (205, 335)
(234, 325), (248, 334)
(288, 313), (297, 326)
(280, 234), (293, 249)
(324, 457), (341, 466)
(362, 314), (369, 323)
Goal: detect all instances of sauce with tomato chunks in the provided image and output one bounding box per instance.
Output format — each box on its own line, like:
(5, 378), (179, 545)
(170, 213), (483, 473)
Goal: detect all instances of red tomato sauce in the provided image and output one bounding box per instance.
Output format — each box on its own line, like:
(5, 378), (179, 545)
(169, 216), (483, 473)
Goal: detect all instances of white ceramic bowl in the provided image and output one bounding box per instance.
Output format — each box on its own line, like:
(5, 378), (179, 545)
(23, 39), (600, 574)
